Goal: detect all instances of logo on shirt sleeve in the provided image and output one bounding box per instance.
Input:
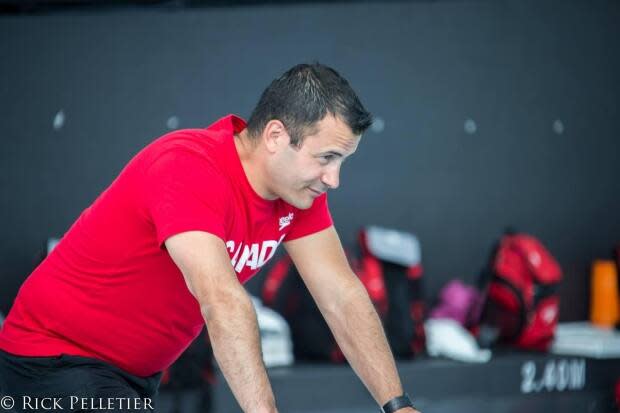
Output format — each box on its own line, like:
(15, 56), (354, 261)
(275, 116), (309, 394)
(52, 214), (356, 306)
(278, 212), (294, 231)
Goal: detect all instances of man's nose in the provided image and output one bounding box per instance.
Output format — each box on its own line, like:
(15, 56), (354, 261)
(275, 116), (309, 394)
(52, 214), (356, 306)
(321, 164), (340, 190)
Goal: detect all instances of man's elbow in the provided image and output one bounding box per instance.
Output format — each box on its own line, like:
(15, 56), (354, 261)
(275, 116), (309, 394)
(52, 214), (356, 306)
(198, 282), (253, 322)
(326, 275), (371, 316)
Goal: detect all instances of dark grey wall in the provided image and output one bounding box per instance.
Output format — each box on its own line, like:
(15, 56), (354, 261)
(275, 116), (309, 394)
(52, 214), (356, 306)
(1, 0), (619, 320)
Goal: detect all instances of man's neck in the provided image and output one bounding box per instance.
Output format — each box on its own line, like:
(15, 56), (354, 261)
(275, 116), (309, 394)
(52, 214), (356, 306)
(234, 130), (278, 200)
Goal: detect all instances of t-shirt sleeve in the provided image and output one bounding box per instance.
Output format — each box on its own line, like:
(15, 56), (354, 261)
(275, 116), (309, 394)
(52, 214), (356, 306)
(142, 150), (229, 247)
(285, 193), (333, 241)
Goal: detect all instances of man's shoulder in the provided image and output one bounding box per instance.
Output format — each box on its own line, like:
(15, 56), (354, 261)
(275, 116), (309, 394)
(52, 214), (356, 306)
(147, 128), (223, 155)
(139, 128), (232, 174)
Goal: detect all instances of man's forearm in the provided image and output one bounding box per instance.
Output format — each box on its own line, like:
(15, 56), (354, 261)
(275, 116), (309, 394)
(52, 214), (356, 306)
(201, 289), (277, 413)
(323, 280), (416, 411)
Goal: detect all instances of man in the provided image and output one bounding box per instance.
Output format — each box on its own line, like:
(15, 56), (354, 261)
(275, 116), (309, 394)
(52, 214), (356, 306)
(0, 63), (419, 413)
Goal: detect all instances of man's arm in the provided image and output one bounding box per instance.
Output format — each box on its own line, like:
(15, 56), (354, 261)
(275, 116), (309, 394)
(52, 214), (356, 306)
(284, 226), (420, 413)
(166, 231), (277, 413)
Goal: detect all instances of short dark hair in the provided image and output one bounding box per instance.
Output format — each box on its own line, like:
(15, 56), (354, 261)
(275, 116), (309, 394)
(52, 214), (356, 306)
(247, 63), (373, 147)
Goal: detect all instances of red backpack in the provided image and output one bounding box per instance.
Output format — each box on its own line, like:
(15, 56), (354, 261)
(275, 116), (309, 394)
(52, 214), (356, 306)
(262, 226), (426, 361)
(481, 233), (562, 351)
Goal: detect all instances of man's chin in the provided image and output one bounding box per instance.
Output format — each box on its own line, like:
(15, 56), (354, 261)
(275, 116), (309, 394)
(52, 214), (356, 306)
(292, 198), (314, 210)
(284, 193), (314, 210)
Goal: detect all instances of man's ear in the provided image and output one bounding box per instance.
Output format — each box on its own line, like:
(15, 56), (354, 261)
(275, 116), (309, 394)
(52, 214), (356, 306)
(262, 120), (290, 153)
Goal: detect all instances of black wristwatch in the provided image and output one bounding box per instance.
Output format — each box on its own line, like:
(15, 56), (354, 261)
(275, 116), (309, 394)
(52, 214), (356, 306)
(381, 393), (415, 413)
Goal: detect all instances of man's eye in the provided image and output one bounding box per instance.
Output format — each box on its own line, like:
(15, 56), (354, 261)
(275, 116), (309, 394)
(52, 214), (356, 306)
(320, 155), (335, 163)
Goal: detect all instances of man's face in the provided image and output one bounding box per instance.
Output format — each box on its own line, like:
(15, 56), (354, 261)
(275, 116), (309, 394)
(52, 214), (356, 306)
(266, 114), (361, 209)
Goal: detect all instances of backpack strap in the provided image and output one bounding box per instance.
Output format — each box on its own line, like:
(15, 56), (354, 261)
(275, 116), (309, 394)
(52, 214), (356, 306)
(262, 255), (293, 307)
(490, 275), (528, 341)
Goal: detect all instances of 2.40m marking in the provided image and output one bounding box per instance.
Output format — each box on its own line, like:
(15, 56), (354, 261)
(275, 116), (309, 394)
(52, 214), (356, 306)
(520, 359), (586, 393)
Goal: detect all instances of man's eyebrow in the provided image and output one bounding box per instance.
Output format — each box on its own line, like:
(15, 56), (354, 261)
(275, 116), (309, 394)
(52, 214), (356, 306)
(319, 150), (344, 157)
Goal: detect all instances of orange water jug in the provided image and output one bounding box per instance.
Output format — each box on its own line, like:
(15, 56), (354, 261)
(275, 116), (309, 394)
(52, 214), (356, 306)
(590, 260), (619, 328)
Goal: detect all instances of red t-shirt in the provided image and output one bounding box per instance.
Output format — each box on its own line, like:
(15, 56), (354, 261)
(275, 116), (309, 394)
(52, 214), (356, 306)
(0, 115), (332, 377)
